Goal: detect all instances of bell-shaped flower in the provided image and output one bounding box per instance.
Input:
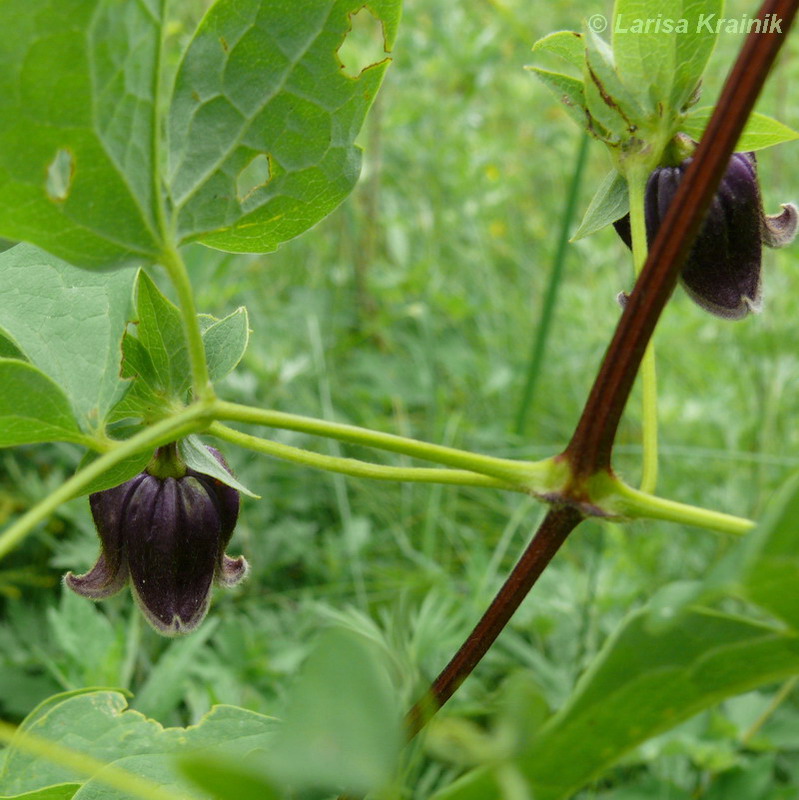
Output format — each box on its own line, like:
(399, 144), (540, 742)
(614, 152), (797, 319)
(66, 445), (247, 636)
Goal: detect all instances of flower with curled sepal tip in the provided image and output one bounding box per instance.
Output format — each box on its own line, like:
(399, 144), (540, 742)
(66, 444), (247, 636)
(614, 152), (797, 319)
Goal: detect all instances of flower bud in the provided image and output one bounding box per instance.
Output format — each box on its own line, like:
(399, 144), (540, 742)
(66, 445), (247, 636)
(614, 152), (797, 319)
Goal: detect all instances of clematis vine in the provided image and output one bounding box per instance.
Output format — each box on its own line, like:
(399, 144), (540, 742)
(615, 151), (797, 319)
(65, 444), (247, 636)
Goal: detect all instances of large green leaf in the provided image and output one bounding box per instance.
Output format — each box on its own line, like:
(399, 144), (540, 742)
(0, 0), (164, 267)
(0, 245), (135, 433)
(0, 360), (85, 447)
(519, 608), (799, 800)
(262, 629), (403, 795)
(736, 473), (799, 631)
(168, 0), (401, 253)
(0, 690), (276, 796)
(0, 0), (400, 268)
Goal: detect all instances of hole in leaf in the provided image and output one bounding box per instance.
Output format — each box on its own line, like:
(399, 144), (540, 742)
(338, 6), (386, 77)
(236, 153), (272, 203)
(46, 148), (74, 202)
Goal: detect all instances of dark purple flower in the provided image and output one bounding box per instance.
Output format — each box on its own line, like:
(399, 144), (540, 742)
(614, 152), (797, 319)
(66, 445), (247, 636)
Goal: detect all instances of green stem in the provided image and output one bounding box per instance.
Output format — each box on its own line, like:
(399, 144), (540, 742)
(0, 404), (212, 561)
(628, 168), (659, 493)
(741, 676), (798, 746)
(610, 479), (754, 536)
(209, 422), (520, 490)
(515, 133), (589, 435)
(212, 400), (551, 488)
(160, 245), (214, 403)
(0, 719), (189, 800)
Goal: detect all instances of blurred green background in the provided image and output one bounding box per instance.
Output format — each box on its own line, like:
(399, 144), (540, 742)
(2, 0), (799, 796)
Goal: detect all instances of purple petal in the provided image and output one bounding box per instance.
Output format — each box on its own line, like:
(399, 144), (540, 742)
(763, 203), (798, 248)
(189, 447), (241, 545)
(87, 473), (146, 576)
(64, 552), (129, 599)
(217, 554), (249, 587)
(680, 153), (762, 319)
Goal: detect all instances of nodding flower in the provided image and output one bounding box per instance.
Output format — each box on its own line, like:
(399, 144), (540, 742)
(614, 151), (797, 319)
(66, 444), (247, 636)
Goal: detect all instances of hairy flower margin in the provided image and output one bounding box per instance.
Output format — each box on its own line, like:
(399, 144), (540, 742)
(65, 446), (247, 636)
(615, 151), (798, 319)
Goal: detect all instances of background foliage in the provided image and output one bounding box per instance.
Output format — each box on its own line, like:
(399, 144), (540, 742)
(2, 0), (799, 797)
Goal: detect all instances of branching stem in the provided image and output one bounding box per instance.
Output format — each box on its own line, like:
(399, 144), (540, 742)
(209, 422), (519, 491)
(212, 400), (549, 487)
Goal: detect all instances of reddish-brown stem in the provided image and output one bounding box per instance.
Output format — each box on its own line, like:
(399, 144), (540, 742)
(565, 0), (799, 481)
(405, 505), (584, 737)
(404, 0), (799, 743)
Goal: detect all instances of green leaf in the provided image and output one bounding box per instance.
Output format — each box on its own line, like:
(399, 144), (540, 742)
(682, 109), (799, 152)
(108, 271), (191, 424)
(572, 170), (629, 240)
(0, 786), (81, 800)
(0, 245), (135, 432)
(132, 621), (218, 720)
(528, 69), (589, 129)
(133, 272), (190, 401)
(0, 0), (164, 267)
(46, 592), (124, 688)
(0, 690), (276, 795)
(263, 629), (403, 795)
(518, 608), (799, 800)
(737, 472), (799, 631)
(112, 279), (249, 424)
(531, 31), (584, 69)
(168, 0), (401, 253)
(582, 28), (643, 140)
(179, 755), (281, 800)
(179, 436), (259, 498)
(0, 333), (24, 360)
(429, 766), (503, 800)
(72, 449), (152, 497)
(0, 360), (85, 447)
(72, 754), (201, 800)
(612, 0), (722, 113)
(202, 307), (250, 383)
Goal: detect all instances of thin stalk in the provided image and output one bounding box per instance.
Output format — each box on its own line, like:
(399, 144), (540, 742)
(515, 133), (590, 435)
(213, 400), (551, 487)
(160, 245), (214, 403)
(627, 169), (658, 493)
(0, 404), (212, 561)
(209, 422), (518, 491)
(406, 506), (584, 737)
(741, 676), (799, 746)
(609, 480), (754, 536)
(0, 719), (191, 800)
